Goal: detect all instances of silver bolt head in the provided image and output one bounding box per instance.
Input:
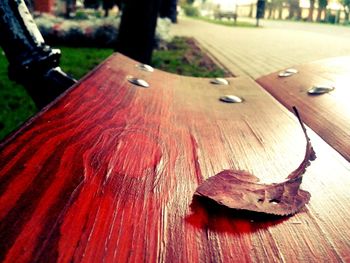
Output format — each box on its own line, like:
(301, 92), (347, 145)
(308, 85), (335, 95)
(211, 78), (229, 85)
(136, 63), (154, 72)
(219, 95), (243, 103)
(278, 68), (298, 77)
(127, 77), (150, 88)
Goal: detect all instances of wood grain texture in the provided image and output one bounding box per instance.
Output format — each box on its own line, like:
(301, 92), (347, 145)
(257, 56), (350, 162)
(1, 54), (350, 262)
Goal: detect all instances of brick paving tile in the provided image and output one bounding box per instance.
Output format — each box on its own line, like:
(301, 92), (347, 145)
(171, 17), (350, 78)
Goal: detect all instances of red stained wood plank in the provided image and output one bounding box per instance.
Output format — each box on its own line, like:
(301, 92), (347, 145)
(1, 54), (350, 262)
(257, 56), (350, 162)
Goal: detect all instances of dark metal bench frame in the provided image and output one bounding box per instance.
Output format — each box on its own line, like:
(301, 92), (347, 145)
(0, 0), (76, 109)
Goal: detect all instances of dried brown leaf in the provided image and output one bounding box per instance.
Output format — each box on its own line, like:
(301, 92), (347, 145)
(195, 107), (316, 216)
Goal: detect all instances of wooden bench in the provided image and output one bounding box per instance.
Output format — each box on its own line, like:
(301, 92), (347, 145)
(257, 56), (350, 162)
(1, 54), (350, 262)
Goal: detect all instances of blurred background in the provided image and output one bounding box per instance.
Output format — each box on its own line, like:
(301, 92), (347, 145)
(1, 0), (350, 140)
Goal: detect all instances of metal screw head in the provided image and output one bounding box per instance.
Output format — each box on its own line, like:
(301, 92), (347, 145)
(211, 78), (229, 85)
(278, 68), (298, 77)
(219, 95), (243, 103)
(136, 63), (154, 72)
(308, 85), (335, 95)
(127, 76), (150, 88)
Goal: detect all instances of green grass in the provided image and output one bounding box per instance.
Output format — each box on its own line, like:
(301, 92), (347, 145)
(0, 47), (113, 141)
(59, 46), (114, 79)
(0, 57), (36, 141)
(0, 38), (226, 141)
(195, 16), (256, 28)
(152, 37), (227, 77)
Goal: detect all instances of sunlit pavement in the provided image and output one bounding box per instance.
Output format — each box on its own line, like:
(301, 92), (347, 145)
(171, 16), (350, 78)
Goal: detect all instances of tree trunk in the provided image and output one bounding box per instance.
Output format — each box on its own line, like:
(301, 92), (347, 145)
(345, 9), (350, 23)
(322, 8), (327, 21)
(84, 0), (100, 9)
(288, 6), (294, 19)
(159, 0), (178, 23)
(288, 0), (300, 19)
(296, 6), (302, 20)
(278, 5), (283, 19)
(103, 0), (114, 17)
(115, 0), (162, 64)
(267, 2), (273, 18)
(317, 7), (327, 21)
(316, 7), (322, 21)
(249, 3), (254, 17)
(65, 0), (76, 18)
(308, 0), (315, 21)
(115, 0), (123, 10)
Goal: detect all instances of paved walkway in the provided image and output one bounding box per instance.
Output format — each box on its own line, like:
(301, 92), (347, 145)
(171, 17), (350, 78)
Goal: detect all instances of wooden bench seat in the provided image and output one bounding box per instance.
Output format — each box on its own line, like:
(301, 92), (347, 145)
(1, 54), (350, 262)
(257, 56), (350, 162)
